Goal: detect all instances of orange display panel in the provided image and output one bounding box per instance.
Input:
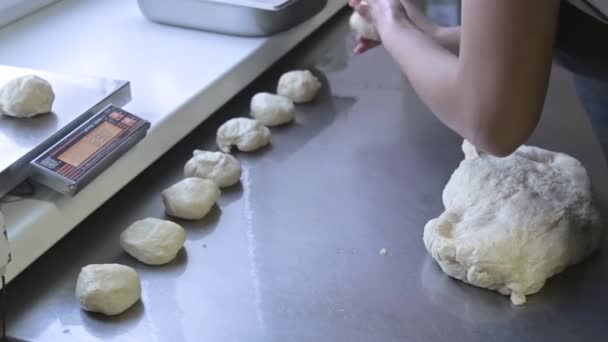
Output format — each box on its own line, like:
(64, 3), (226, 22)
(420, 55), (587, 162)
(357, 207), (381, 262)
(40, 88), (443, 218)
(58, 122), (124, 167)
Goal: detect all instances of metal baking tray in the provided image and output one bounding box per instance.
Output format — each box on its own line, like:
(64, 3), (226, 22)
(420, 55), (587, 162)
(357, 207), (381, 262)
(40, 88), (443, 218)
(137, 0), (328, 36)
(0, 66), (131, 198)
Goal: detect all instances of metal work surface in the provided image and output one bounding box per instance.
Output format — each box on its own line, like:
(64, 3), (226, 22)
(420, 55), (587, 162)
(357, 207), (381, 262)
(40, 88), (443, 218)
(0, 66), (130, 197)
(6, 11), (608, 342)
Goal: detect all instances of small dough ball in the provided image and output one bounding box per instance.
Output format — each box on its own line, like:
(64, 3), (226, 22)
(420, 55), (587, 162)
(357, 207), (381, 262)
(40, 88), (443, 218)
(184, 150), (242, 188)
(250, 92), (295, 126)
(75, 264), (141, 316)
(349, 12), (379, 41)
(277, 70), (321, 103)
(0, 74), (55, 118)
(120, 218), (186, 265)
(161, 178), (220, 220)
(216, 118), (271, 153)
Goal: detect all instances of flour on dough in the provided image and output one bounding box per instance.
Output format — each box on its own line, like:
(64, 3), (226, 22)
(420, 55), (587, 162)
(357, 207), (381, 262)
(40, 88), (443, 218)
(75, 264), (141, 316)
(184, 150), (242, 188)
(120, 218), (186, 265)
(424, 140), (602, 305)
(250, 92), (295, 126)
(349, 12), (379, 41)
(216, 118), (271, 153)
(0, 74), (55, 118)
(161, 177), (220, 220)
(277, 70), (321, 104)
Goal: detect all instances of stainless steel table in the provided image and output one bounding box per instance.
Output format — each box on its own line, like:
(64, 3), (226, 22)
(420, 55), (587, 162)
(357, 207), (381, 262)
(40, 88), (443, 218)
(6, 10), (608, 342)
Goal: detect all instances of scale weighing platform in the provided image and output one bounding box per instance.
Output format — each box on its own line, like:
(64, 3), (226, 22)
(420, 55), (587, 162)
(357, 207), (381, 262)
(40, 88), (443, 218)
(0, 65), (145, 198)
(138, 0), (328, 36)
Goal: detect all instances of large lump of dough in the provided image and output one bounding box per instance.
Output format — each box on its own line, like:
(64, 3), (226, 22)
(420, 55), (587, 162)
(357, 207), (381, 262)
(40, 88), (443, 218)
(216, 118), (271, 153)
(75, 264), (141, 316)
(0, 74), (55, 118)
(120, 218), (186, 265)
(184, 150), (242, 188)
(161, 178), (220, 220)
(424, 141), (602, 305)
(277, 70), (321, 104)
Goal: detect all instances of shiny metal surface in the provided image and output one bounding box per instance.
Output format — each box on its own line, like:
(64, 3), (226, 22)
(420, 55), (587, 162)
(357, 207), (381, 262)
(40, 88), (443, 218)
(137, 0), (327, 36)
(6, 11), (608, 342)
(0, 66), (130, 197)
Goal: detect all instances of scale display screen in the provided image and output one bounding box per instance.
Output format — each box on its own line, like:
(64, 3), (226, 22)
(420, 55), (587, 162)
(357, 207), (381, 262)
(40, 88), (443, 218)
(58, 122), (124, 167)
(31, 105), (150, 196)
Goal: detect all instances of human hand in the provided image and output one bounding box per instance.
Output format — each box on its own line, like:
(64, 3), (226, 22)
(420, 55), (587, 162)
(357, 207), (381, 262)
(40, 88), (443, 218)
(348, 0), (416, 54)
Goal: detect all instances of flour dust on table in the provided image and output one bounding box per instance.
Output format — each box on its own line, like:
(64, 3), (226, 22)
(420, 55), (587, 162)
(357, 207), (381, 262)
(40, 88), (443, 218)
(424, 141), (602, 305)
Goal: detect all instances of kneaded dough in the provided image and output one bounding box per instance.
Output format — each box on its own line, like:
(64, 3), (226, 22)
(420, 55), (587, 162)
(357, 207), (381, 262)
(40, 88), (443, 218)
(216, 118), (271, 153)
(161, 177), (220, 220)
(120, 218), (186, 265)
(277, 70), (321, 104)
(250, 92), (295, 126)
(0, 74), (55, 118)
(75, 264), (141, 316)
(424, 140), (602, 305)
(184, 150), (242, 188)
(349, 12), (379, 41)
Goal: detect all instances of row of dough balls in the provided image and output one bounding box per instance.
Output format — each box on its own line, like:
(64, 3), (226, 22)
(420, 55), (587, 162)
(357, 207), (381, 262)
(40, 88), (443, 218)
(0, 74), (55, 118)
(75, 70), (321, 317)
(217, 70), (322, 153)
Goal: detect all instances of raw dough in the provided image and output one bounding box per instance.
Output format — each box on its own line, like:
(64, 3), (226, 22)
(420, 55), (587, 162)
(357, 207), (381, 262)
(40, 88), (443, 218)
(184, 150), (242, 188)
(75, 264), (141, 316)
(161, 177), (220, 220)
(0, 74), (55, 118)
(250, 92), (295, 126)
(349, 12), (379, 41)
(424, 140), (602, 305)
(120, 218), (186, 265)
(216, 118), (271, 153)
(277, 70), (321, 103)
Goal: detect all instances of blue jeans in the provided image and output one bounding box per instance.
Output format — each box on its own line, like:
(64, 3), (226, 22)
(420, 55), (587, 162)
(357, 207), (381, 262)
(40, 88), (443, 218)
(555, 0), (608, 159)
(573, 75), (608, 158)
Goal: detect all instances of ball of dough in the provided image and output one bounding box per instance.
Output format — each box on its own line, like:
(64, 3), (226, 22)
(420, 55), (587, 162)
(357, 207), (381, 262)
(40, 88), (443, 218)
(120, 218), (186, 265)
(250, 92), (295, 127)
(277, 70), (321, 103)
(184, 150), (242, 188)
(216, 118), (271, 153)
(0, 74), (55, 118)
(75, 264), (141, 316)
(161, 177), (220, 220)
(349, 12), (379, 41)
(424, 140), (602, 305)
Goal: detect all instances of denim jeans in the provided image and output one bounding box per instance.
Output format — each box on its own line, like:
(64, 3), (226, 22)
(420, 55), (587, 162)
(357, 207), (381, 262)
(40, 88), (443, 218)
(555, 0), (608, 159)
(573, 75), (608, 158)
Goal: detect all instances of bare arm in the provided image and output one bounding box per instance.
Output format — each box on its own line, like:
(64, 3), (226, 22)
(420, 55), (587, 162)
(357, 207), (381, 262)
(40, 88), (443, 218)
(400, 1), (461, 54)
(358, 0), (560, 156)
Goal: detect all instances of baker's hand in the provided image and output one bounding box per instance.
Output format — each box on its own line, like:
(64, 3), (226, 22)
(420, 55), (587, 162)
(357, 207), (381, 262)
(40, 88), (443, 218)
(349, 0), (416, 54)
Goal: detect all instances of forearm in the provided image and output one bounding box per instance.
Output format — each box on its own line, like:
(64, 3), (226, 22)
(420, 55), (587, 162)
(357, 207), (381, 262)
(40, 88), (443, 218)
(379, 24), (474, 140)
(432, 26), (461, 55)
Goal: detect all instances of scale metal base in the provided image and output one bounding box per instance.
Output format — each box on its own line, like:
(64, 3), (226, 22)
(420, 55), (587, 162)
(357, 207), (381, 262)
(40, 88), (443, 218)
(0, 66), (131, 198)
(137, 0), (328, 36)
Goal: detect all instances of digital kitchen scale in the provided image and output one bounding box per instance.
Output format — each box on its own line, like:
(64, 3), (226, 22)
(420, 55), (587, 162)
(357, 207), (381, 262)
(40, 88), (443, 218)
(30, 105), (150, 196)
(137, 0), (328, 36)
(0, 66), (132, 198)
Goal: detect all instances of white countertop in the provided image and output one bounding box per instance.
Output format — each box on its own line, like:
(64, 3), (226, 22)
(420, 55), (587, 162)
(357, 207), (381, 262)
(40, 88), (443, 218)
(0, 0), (346, 281)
